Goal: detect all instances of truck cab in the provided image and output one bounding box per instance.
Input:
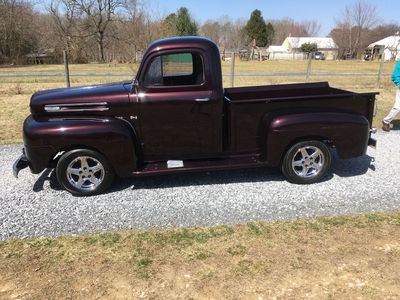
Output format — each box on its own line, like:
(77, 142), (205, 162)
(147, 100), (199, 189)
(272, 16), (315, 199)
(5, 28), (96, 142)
(132, 37), (224, 159)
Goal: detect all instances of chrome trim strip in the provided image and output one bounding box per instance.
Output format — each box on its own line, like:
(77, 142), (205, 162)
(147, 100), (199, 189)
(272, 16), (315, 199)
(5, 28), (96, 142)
(48, 117), (110, 122)
(47, 108), (109, 112)
(45, 102), (109, 112)
(195, 98), (210, 102)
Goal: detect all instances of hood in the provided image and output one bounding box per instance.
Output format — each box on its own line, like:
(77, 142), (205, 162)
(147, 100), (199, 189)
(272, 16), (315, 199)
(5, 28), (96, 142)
(30, 81), (132, 117)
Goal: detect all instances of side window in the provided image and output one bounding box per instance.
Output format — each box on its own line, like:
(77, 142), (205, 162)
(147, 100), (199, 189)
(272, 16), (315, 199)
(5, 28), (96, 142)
(143, 56), (162, 86)
(143, 52), (204, 87)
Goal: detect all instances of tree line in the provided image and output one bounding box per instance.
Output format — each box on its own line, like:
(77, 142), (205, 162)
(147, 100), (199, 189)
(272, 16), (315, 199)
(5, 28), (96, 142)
(0, 0), (399, 64)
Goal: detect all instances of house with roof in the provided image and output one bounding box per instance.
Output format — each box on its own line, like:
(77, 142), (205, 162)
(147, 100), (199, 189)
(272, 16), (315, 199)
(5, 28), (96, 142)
(266, 45), (287, 54)
(25, 48), (59, 64)
(366, 35), (400, 61)
(281, 37), (338, 60)
(265, 45), (307, 60)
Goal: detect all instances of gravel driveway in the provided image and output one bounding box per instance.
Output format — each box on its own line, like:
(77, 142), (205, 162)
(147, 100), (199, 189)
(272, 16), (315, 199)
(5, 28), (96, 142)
(1, 130), (399, 241)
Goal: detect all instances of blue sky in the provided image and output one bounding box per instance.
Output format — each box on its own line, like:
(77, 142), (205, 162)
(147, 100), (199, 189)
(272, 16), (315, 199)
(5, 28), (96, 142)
(150, 0), (400, 36)
(36, 0), (399, 37)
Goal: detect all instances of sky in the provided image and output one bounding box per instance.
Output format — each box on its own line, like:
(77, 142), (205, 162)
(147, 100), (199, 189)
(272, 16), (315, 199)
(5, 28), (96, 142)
(149, 0), (400, 36)
(36, 0), (400, 37)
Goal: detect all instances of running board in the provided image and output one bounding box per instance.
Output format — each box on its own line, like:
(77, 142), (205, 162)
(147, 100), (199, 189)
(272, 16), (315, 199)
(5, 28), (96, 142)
(132, 154), (270, 176)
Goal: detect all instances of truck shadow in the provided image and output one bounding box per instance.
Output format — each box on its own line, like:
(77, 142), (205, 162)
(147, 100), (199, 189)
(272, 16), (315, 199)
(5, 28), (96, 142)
(114, 167), (284, 192)
(33, 169), (63, 192)
(116, 151), (375, 191)
(32, 151), (375, 194)
(329, 151), (375, 178)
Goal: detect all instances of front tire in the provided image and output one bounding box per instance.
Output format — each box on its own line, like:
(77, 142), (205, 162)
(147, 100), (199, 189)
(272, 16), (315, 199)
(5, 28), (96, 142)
(56, 149), (115, 196)
(281, 140), (331, 184)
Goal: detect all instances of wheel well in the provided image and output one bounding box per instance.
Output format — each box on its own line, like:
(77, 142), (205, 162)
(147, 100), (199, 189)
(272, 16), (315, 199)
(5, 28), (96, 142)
(49, 145), (107, 168)
(280, 136), (333, 165)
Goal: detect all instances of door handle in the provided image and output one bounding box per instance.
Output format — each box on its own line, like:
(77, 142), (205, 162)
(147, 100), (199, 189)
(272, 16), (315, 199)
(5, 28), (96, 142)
(195, 98), (210, 102)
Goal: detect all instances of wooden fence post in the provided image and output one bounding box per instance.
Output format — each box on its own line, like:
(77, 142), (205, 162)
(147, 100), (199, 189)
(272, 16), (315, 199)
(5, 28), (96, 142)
(306, 53), (312, 82)
(377, 53), (385, 88)
(63, 50), (70, 87)
(230, 52), (235, 87)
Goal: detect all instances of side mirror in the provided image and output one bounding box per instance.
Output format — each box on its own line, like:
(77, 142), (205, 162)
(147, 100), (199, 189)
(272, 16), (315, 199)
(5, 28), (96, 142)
(132, 78), (139, 93)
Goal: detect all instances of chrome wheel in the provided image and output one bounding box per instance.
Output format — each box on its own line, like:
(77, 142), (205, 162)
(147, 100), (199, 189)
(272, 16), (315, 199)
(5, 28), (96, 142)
(66, 156), (105, 191)
(56, 149), (115, 196)
(291, 146), (325, 178)
(281, 140), (331, 184)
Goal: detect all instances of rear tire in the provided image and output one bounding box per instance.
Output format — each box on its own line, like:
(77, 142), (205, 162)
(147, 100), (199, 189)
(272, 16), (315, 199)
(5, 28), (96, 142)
(281, 140), (331, 184)
(56, 149), (115, 196)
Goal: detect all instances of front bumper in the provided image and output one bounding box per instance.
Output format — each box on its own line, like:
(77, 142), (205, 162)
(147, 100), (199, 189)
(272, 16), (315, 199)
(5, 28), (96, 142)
(368, 137), (377, 149)
(13, 150), (29, 178)
(368, 126), (377, 149)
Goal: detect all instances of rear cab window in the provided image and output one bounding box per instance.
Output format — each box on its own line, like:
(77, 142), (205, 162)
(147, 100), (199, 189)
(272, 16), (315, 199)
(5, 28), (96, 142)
(143, 52), (204, 87)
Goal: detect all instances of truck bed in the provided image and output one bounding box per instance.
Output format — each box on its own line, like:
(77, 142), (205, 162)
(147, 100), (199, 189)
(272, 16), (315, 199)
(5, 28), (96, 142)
(224, 82), (360, 103)
(223, 82), (377, 154)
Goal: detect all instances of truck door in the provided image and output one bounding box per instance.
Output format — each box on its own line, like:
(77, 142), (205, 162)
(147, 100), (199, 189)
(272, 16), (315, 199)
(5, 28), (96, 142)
(137, 51), (218, 158)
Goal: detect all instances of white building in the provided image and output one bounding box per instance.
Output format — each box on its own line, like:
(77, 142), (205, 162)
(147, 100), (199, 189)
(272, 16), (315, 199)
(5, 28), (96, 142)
(281, 37), (338, 60)
(265, 45), (307, 60)
(367, 35), (400, 61)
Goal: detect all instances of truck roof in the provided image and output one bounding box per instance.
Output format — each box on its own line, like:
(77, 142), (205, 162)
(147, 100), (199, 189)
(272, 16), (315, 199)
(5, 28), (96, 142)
(145, 36), (219, 55)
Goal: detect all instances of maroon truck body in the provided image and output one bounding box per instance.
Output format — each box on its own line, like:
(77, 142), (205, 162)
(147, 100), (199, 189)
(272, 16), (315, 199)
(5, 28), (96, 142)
(13, 36), (378, 196)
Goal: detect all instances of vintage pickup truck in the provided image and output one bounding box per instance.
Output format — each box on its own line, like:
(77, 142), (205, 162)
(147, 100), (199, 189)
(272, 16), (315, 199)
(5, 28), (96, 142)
(13, 36), (378, 196)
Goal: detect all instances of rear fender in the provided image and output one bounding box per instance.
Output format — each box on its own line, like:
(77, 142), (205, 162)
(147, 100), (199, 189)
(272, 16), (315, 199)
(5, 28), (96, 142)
(263, 112), (370, 166)
(23, 115), (138, 177)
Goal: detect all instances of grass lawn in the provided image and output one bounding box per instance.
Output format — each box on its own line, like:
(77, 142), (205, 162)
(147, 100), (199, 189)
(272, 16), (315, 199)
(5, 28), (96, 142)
(1, 213), (400, 299)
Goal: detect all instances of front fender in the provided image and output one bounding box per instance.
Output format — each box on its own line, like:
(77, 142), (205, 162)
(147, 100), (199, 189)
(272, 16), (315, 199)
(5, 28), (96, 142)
(264, 112), (370, 165)
(23, 115), (137, 177)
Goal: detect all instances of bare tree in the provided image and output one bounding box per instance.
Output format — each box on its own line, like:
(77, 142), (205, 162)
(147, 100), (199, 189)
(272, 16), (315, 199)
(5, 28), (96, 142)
(300, 20), (322, 37)
(369, 22), (400, 42)
(48, 0), (89, 62)
(71, 0), (127, 62)
(122, 0), (164, 61)
(333, 0), (381, 58)
(199, 17), (248, 50)
(200, 20), (222, 45)
(267, 17), (321, 45)
(0, 0), (40, 63)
